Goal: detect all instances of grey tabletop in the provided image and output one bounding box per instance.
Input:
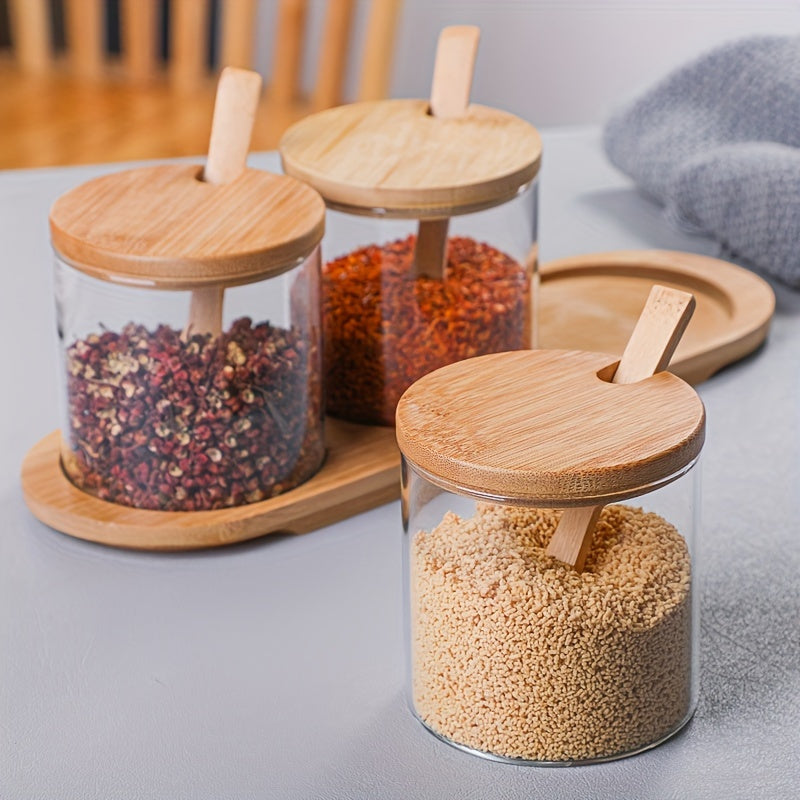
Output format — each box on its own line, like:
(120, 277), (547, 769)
(2, 129), (799, 800)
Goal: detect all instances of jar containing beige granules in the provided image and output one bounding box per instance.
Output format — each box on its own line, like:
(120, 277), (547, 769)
(396, 348), (705, 765)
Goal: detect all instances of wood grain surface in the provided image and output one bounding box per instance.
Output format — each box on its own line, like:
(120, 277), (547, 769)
(395, 348), (705, 505)
(49, 163), (325, 288)
(279, 98), (541, 216)
(611, 285), (695, 384)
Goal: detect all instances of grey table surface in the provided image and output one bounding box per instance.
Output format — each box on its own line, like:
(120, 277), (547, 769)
(2, 128), (799, 800)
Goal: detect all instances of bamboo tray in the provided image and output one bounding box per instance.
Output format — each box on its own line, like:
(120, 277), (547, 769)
(538, 250), (775, 384)
(21, 418), (401, 551)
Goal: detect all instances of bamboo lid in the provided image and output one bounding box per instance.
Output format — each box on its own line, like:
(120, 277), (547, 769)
(49, 164), (326, 289)
(395, 349), (705, 506)
(278, 99), (542, 217)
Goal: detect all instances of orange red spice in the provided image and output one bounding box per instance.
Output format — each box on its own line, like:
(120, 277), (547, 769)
(322, 235), (531, 425)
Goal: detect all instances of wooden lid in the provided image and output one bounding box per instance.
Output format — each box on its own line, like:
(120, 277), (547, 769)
(278, 99), (542, 217)
(49, 164), (326, 289)
(395, 349), (705, 506)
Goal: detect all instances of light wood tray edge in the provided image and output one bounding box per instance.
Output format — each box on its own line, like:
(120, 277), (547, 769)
(21, 419), (402, 552)
(540, 249), (776, 384)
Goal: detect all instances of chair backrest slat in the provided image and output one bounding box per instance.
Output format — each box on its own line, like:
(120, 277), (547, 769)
(121, 0), (158, 82)
(6, 0), (401, 106)
(358, 0), (402, 101)
(270, 0), (308, 105)
(311, 0), (355, 111)
(170, 0), (210, 89)
(8, 0), (50, 74)
(65, 0), (104, 79)
(220, 0), (256, 70)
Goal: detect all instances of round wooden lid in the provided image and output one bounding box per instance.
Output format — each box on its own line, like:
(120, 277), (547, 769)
(395, 349), (705, 506)
(49, 164), (326, 289)
(279, 99), (542, 217)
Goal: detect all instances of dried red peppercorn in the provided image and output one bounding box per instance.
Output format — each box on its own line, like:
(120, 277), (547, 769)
(61, 317), (323, 511)
(322, 235), (531, 425)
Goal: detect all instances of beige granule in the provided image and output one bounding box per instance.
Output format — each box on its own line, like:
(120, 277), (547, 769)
(410, 503), (692, 762)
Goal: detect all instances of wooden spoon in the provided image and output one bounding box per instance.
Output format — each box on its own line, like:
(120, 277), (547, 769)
(183, 66), (263, 339)
(412, 25), (480, 279)
(545, 284), (696, 571)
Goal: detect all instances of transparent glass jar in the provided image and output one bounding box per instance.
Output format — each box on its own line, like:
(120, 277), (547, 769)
(396, 349), (705, 765)
(49, 163), (326, 512)
(281, 99), (542, 426)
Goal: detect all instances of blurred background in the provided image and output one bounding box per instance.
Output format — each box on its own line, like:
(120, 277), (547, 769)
(2, 0), (799, 168)
(389, 0), (800, 125)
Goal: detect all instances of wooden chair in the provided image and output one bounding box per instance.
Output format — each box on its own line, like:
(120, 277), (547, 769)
(0, 0), (403, 168)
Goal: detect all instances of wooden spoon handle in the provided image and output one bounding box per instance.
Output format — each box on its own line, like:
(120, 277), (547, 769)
(429, 25), (480, 119)
(187, 286), (225, 340)
(545, 284), (696, 571)
(414, 219), (450, 280)
(613, 285), (696, 385)
(204, 66), (263, 185)
(184, 67), (262, 340)
(414, 26), (480, 280)
(544, 505), (603, 572)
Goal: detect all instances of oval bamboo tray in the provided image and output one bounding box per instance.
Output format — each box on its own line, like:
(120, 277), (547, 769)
(21, 419), (400, 551)
(538, 250), (775, 384)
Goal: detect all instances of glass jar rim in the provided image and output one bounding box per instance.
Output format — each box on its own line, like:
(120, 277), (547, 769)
(402, 452), (701, 508)
(320, 177), (537, 220)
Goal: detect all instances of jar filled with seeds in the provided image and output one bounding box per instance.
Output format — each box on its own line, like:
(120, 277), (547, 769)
(279, 26), (541, 426)
(396, 347), (705, 765)
(49, 163), (326, 513)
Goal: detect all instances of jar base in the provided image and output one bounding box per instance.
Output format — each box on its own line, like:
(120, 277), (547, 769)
(412, 703), (697, 767)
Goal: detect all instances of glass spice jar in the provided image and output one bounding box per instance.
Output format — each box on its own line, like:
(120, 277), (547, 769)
(279, 99), (541, 426)
(396, 349), (705, 765)
(49, 164), (326, 512)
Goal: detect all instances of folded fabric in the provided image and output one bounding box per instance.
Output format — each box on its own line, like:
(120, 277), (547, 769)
(603, 36), (800, 287)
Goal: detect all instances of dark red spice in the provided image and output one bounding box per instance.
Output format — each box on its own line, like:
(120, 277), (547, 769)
(322, 235), (531, 425)
(62, 317), (323, 511)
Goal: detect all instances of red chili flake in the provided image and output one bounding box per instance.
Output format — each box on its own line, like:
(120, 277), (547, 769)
(322, 235), (531, 425)
(61, 317), (324, 512)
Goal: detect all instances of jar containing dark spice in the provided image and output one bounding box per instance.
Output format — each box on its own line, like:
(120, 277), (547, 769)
(396, 286), (705, 764)
(47, 69), (326, 516)
(279, 26), (541, 426)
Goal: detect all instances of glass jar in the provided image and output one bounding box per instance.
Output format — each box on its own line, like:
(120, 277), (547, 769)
(49, 163), (326, 512)
(280, 99), (541, 426)
(396, 349), (705, 765)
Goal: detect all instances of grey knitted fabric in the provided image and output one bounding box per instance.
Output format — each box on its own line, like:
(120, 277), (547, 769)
(603, 36), (800, 287)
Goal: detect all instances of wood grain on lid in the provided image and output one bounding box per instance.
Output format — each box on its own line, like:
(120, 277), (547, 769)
(279, 99), (542, 216)
(395, 349), (705, 505)
(49, 164), (325, 288)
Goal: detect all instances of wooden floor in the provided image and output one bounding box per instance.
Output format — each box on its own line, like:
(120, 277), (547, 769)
(0, 66), (308, 169)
